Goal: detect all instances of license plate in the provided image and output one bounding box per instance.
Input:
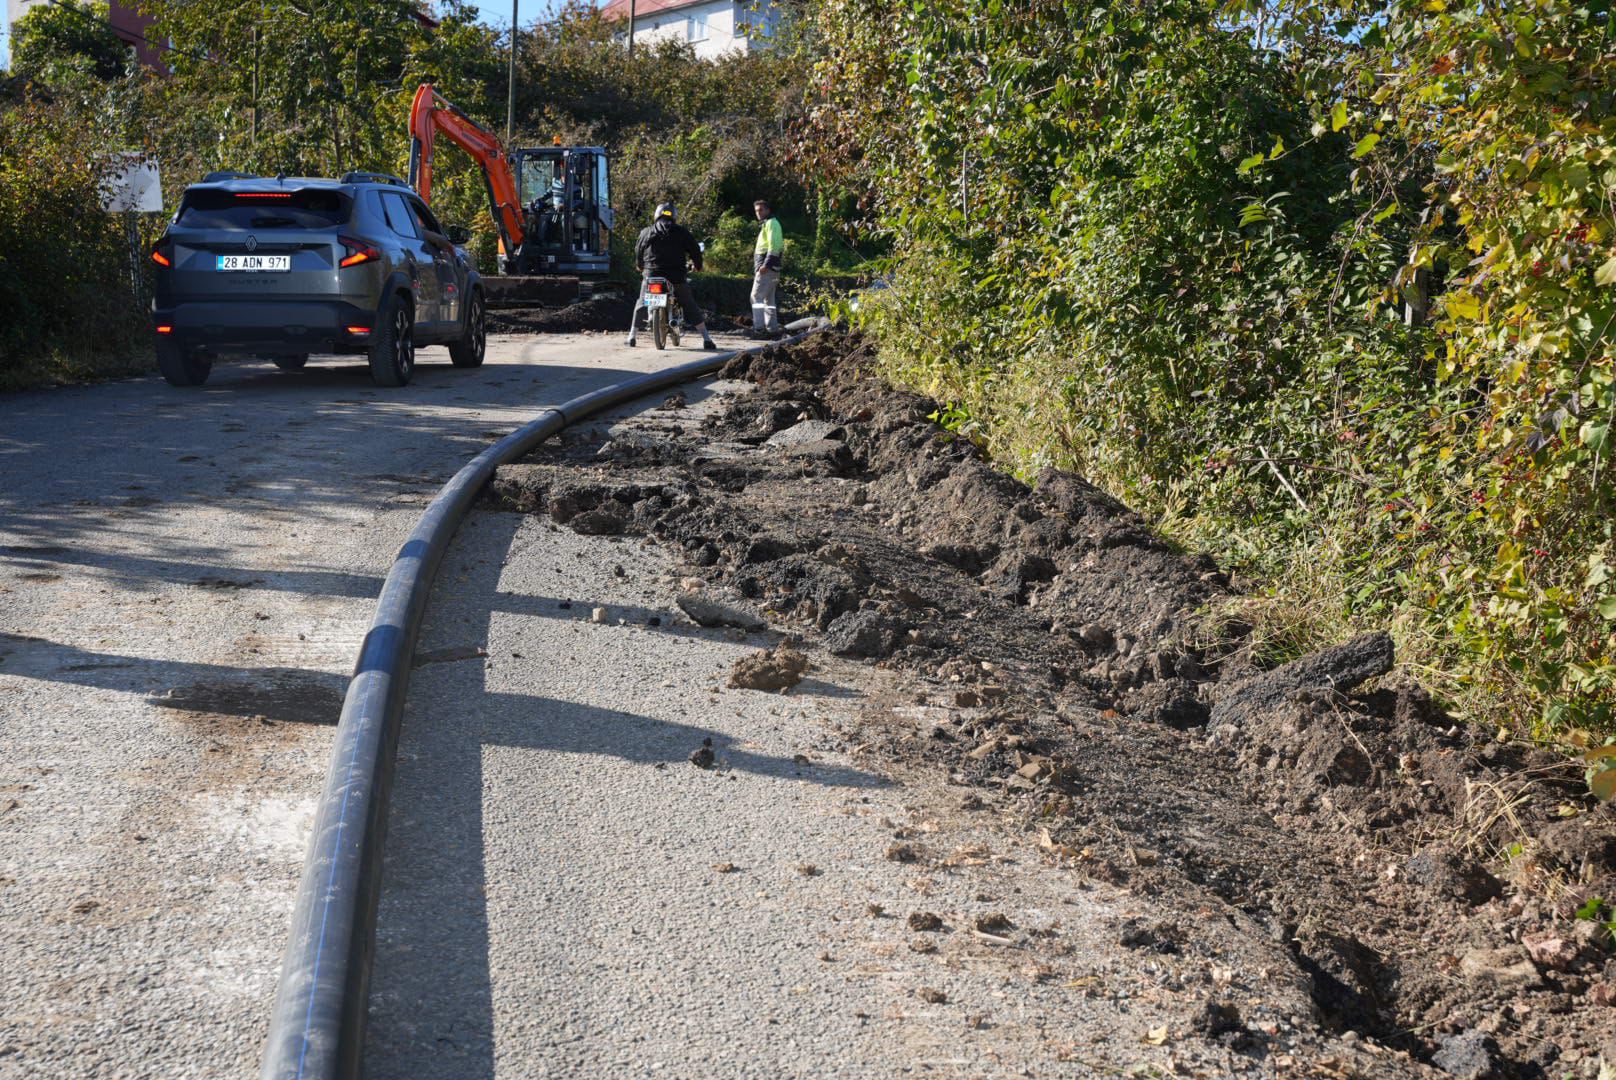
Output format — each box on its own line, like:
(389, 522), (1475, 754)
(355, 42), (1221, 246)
(644, 293), (668, 308)
(216, 255), (290, 272)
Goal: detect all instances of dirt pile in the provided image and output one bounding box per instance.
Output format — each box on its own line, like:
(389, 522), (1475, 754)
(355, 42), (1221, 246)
(487, 294), (635, 335)
(728, 640), (809, 691)
(490, 331), (1616, 1077)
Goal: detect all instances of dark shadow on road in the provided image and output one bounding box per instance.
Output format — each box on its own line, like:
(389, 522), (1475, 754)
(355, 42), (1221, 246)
(478, 691), (884, 787)
(1, 545), (382, 599)
(0, 632), (344, 725)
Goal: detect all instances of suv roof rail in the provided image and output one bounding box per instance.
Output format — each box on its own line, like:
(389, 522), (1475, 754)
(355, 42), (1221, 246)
(202, 170), (259, 182)
(341, 171), (411, 188)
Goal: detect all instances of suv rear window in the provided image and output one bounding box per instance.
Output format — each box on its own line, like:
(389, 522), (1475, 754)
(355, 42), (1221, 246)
(177, 188), (351, 230)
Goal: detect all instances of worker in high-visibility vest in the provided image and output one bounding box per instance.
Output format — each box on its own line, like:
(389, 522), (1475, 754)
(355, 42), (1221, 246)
(750, 199), (784, 337)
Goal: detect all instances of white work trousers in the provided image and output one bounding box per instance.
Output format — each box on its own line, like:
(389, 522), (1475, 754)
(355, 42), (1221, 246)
(751, 269), (781, 332)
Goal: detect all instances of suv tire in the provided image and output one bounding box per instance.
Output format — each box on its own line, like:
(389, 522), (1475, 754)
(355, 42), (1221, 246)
(157, 340), (212, 387)
(273, 354), (309, 371)
(449, 291), (486, 368)
(368, 293), (415, 387)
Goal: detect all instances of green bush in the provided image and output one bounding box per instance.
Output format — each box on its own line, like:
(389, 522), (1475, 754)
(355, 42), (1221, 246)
(1339, 0), (1616, 735)
(704, 209), (759, 276)
(0, 93), (155, 389)
(803, 0), (1616, 738)
(690, 271), (753, 319)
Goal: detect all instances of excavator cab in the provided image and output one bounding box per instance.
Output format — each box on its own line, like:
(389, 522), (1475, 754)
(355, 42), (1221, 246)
(508, 147), (612, 277)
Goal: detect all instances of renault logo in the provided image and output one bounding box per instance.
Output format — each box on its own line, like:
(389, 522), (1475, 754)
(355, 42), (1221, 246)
(246, 235), (258, 252)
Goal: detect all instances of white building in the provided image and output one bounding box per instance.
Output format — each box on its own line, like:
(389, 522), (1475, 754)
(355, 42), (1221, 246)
(601, 0), (780, 60)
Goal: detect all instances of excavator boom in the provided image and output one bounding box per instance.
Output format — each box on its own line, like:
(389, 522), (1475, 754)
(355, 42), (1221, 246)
(408, 84), (526, 256)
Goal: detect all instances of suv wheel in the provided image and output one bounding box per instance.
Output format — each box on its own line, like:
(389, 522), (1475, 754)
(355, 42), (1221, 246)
(273, 354), (309, 371)
(368, 294), (415, 387)
(156, 340), (212, 387)
(449, 291), (486, 368)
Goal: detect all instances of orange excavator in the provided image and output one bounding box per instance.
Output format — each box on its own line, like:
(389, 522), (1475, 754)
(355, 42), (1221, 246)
(408, 83), (613, 303)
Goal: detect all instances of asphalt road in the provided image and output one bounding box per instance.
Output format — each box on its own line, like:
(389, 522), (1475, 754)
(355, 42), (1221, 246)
(0, 332), (745, 1079)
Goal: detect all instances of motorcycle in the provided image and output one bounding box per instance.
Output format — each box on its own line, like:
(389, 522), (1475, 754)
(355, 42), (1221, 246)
(639, 242), (704, 351)
(641, 276), (683, 351)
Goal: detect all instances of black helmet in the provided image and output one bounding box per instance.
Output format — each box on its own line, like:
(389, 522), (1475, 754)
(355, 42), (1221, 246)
(654, 201), (677, 222)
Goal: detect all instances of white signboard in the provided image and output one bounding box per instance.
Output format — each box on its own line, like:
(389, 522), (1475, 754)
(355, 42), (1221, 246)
(100, 153), (163, 213)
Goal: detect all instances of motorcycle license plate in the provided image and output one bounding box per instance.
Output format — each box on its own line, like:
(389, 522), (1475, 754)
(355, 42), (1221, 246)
(216, 255), (290, 272)
(644, 293), (669, 308)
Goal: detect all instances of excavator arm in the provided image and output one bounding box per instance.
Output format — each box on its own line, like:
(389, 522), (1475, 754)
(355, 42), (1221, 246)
(407, 83), (526, 256)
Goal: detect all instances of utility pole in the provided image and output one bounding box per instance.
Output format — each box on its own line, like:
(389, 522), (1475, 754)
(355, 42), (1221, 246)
(505, 0), (518, 146)
(251, 24), (259, 145)
(628, 0), (636, 55)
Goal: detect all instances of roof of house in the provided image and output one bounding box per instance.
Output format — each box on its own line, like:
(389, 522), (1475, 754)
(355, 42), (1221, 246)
(600, 0), (712, 21)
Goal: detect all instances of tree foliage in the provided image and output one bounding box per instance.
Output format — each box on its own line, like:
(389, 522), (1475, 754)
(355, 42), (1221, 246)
(1336, 0), (1616, 732)
(12, 0), (132, 82)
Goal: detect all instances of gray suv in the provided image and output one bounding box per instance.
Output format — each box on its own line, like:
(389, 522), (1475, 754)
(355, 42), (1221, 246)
(149, 171), (486, 387)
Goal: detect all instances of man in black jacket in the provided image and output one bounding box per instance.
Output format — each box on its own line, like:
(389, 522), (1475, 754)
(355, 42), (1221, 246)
(627, 202), (717, 350)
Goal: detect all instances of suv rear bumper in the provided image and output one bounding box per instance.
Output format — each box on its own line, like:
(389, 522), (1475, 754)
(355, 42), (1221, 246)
(152, 301), (374, 356)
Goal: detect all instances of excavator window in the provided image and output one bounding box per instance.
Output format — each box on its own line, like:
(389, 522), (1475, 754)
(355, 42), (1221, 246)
(519, 158), (559, 208)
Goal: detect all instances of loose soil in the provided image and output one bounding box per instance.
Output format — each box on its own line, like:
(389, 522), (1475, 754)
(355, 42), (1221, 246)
(490, 331), (1616, 1078)
(488, 294), (635, 335)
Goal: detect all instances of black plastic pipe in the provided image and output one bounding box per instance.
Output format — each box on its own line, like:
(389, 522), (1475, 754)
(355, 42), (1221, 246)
(260, 330), (819, 1080)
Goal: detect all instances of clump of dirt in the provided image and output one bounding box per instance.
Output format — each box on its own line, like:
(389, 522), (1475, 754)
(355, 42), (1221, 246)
(492, 330), (1616, 1076)
(728, 640), (809, 692)
(487, 294), (634, 335)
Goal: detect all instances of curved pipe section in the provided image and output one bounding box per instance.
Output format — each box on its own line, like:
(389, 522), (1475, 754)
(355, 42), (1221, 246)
(261, 330), (820, 1080)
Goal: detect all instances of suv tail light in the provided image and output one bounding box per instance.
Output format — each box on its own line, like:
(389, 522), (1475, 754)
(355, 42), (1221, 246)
(150, 238), (173, 267)
(338, 236), (380, 268)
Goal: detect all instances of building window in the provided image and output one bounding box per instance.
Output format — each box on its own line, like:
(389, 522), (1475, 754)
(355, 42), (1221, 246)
(687, 10), (708, 41)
